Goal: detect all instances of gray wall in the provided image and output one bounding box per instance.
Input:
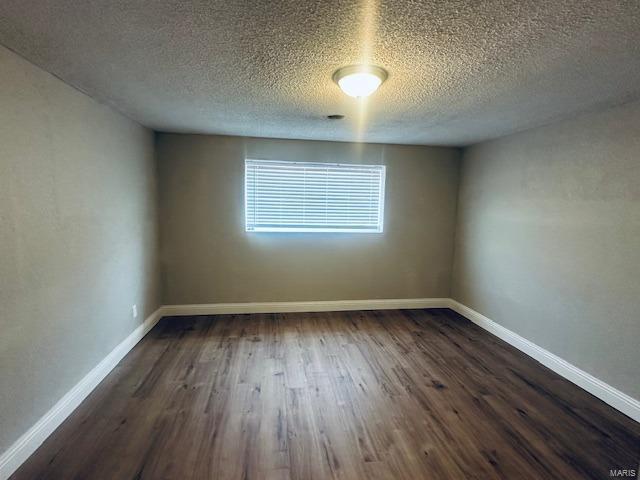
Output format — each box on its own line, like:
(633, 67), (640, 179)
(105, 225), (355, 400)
(0, 45), (160, 452)
(452, 100), (640, 400)
(157, 134), (460, 304)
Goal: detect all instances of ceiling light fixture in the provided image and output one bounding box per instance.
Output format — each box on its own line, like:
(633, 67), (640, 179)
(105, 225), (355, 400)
(333, 65), (387, 98)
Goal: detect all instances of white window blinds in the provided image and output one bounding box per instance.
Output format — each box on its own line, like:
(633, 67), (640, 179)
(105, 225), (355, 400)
(245, 159), (386, 233)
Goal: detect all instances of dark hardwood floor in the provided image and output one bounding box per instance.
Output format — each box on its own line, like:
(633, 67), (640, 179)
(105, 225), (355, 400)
(11, 309), (640, 479)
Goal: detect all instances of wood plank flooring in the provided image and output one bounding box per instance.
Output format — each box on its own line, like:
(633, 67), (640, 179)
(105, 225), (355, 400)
(11, 309), (640, 479)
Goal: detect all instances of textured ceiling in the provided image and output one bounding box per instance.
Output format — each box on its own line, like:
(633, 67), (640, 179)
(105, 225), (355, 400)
(1, 0), (639, 146)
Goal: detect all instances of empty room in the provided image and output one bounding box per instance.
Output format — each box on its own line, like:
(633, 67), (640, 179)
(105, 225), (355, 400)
(1, 1), (639, 479)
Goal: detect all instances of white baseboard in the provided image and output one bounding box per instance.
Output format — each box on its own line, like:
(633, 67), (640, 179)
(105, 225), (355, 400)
(2, 298), (637, 480)
(160, 297), (450, 317)
(0, 308), (162, 480)
(448, 299), (640, 423)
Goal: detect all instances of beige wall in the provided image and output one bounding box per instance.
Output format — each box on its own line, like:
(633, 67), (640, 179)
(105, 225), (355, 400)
(157, 134), (460, 304)
(0, 45), (160, 452)
(452, 100), (640, 400)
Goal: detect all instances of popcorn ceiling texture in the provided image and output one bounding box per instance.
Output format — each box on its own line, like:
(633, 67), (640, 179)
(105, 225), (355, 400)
(1, 0), (639, 145)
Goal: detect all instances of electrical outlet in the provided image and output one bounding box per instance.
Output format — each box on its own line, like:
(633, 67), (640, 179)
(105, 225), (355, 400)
(132, 304), (138, 318)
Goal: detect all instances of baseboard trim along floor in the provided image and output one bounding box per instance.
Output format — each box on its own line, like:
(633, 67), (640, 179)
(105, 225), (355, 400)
(1, 298), (637, 480)
(447, 300), (640, 424)
(159, 298), (451, 316)
(0, 308), (163, 480)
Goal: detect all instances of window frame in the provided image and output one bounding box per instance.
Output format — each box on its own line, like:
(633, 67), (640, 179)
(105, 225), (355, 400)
(244, 159), (386, 234)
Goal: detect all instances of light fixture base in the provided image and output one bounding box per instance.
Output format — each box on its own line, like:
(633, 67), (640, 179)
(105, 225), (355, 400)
(332, 65), (388, 98)
(332, 65), (388, 84)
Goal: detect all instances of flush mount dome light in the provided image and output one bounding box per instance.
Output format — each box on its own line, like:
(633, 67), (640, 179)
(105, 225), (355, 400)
(333, 65), (388, 98)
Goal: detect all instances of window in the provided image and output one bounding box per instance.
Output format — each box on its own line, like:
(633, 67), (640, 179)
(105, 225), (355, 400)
(245, 159), (386, 233)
